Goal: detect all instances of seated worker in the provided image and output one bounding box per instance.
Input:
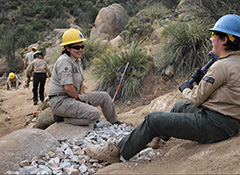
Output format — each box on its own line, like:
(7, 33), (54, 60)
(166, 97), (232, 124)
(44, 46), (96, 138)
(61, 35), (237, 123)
(26, 51), (51, 105)
(85, 14), (240, 163)
(48, 28), (122, 126)
(6, 72), (21, 90)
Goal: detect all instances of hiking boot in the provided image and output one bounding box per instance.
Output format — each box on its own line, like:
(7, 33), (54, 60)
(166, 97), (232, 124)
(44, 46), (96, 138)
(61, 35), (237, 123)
(33, 101), (38, 105)
(148, 137), (160, 149)
(85, 139), (120, 163)
(54, 115), (64, 122)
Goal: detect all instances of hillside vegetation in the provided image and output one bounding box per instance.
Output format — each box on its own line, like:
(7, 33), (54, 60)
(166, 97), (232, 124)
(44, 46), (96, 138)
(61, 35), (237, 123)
(0, 0), (240, 101)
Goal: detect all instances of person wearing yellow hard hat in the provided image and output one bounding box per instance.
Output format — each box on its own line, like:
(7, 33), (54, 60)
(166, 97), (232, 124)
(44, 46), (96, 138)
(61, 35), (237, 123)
(6, 72), (22, 90)
(24, 46), (37, 88)
(26, 51), (51, 105)
(48, 28), (123, 126)
(85, 14), (240, 163)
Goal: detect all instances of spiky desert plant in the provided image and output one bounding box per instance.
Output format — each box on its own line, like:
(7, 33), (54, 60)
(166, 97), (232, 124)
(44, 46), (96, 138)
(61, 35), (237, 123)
(182, 0), (240, 25)
(157, 20), (212, 75)
(93, 42), (149, 102)
(81, 39), (106, 68)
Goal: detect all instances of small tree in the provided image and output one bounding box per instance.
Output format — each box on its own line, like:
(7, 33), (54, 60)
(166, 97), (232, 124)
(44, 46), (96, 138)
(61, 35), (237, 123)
(0, 25), (17, 72)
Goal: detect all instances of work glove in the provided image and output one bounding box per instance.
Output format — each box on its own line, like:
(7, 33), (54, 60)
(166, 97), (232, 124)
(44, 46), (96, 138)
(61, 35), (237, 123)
(77, 94), (91, 105)
(179, 80), (193, 93)
(191, 68), (204, 85)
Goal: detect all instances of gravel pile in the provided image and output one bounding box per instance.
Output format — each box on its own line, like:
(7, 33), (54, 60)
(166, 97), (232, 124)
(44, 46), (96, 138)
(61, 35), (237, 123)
(5, 123), (160, 175)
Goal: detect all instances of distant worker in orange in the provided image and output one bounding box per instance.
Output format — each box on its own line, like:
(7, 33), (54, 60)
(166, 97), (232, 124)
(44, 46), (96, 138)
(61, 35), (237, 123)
(24, 47), (37, 88)
(6, 72), (21, 90)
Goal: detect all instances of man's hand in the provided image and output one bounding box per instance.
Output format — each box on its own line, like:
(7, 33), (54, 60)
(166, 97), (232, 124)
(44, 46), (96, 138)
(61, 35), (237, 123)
(179, 80), (193, 93)
(191, 68), (204, 85)
(77, 94), (91, 105)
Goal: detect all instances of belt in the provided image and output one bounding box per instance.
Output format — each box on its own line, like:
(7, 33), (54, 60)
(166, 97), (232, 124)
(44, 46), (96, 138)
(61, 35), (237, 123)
(49, 94), (69, 99)
(48, 95), (57, 99)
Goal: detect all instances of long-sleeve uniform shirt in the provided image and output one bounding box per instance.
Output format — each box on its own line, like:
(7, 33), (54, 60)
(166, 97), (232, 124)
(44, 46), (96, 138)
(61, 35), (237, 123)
(26, 58), (51, 77)
(183, 51), (240, 120)
(48, 53), (84, 96)
(48, 53), (118, 125)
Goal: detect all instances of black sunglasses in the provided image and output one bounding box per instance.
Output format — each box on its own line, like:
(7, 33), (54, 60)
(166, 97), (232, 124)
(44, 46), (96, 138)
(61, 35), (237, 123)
(70, 45), (84, 50)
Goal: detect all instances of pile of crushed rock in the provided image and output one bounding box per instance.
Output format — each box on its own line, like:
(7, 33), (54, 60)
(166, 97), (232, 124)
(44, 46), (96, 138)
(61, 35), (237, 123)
(5, 123), (161, 175)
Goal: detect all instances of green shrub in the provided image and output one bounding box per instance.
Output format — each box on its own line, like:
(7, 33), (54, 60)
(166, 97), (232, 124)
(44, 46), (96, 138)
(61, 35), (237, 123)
(161, 0), (181, 10)
(37, 41), (54, 56)
(182, 0), (240, 25)
(0, 0), (20, 10)
(93, 42), (149, 102)
(51, 18), (70, 29)
(81, 39), (106, 68)
(156, 20), (212, 75)
(120, 3), (169, 43)
(40, 6), (58, 19)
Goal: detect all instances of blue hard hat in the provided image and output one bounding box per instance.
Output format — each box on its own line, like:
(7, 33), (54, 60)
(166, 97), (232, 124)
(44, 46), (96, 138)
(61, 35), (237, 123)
(33, 51), (43, 58)
(209, 14), (240, 38)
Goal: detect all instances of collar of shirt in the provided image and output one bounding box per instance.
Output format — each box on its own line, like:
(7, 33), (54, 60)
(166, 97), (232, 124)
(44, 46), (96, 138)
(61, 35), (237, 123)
(219, 50), (240, 60)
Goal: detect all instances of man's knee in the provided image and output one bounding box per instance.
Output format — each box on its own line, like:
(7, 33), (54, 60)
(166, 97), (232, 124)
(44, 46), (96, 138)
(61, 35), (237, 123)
(170, 101), (187, 112)
(145, 112), (163, 127)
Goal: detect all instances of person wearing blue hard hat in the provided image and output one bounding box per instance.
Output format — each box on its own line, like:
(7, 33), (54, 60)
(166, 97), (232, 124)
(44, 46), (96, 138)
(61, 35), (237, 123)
(26, 51), (51, 105)
(85, 14), (240, 163)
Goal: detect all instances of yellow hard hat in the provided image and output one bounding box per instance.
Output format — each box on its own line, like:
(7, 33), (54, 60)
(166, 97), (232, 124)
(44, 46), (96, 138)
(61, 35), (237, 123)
(31, 47), (37, 51)
(9, 72), (15, 79)
(60, 28), (87, 46)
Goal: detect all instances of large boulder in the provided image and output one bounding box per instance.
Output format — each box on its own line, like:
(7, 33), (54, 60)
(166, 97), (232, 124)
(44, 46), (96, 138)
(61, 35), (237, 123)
(90, 3), (129, 41)
(109, 35), (124, 49)
(46, 122), (90, 140)
(0, 128), (59, 173)
(0, 54), (24, 77)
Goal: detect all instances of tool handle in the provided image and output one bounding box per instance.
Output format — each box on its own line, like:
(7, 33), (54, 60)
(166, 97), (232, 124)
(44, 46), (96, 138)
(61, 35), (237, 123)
(112, 62), (129, 102)
(189, 51), (218, 84)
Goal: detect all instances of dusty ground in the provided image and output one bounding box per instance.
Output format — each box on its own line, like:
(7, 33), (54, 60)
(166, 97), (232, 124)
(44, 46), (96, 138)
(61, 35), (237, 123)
(0, 67), (175, 138)
(0, 66), (240, 174)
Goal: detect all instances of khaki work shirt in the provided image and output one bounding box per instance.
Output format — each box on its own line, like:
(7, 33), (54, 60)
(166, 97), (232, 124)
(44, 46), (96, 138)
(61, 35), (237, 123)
(25, 51), (34, 65)
(26, 58), (51, 77)
(183, 51), (240, 119)
(48, 53), (84, 96)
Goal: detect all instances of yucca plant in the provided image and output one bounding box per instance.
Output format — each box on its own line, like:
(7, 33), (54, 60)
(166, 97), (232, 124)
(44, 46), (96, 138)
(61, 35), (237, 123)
(93, 42), (149, 102)
(182, 0), (240, 25)
(157, 20), (212, 76)
(81, 39), (106, 69)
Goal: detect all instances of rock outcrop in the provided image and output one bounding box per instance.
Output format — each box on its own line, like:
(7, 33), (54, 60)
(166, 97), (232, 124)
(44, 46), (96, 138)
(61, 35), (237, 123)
(90, 3), (129, 41)
(0, 128), (59, 173)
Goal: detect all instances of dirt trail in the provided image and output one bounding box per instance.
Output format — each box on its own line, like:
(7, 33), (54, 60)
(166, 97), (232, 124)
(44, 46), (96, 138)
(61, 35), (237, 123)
(0, 78), (50, 137)
(0, 66), (168, 138)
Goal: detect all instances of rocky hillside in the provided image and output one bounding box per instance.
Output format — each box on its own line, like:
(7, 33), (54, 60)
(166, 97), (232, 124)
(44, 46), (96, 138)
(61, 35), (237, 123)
(1, 1), (240, 174)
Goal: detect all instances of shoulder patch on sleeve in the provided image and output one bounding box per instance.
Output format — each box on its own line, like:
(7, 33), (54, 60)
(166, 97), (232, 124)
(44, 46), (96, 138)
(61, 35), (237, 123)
(203, 76), (215, 84)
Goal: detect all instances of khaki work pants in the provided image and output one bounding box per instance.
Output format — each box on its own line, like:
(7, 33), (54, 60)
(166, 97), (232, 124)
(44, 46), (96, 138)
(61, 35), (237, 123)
(49, 91), (118, 125)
